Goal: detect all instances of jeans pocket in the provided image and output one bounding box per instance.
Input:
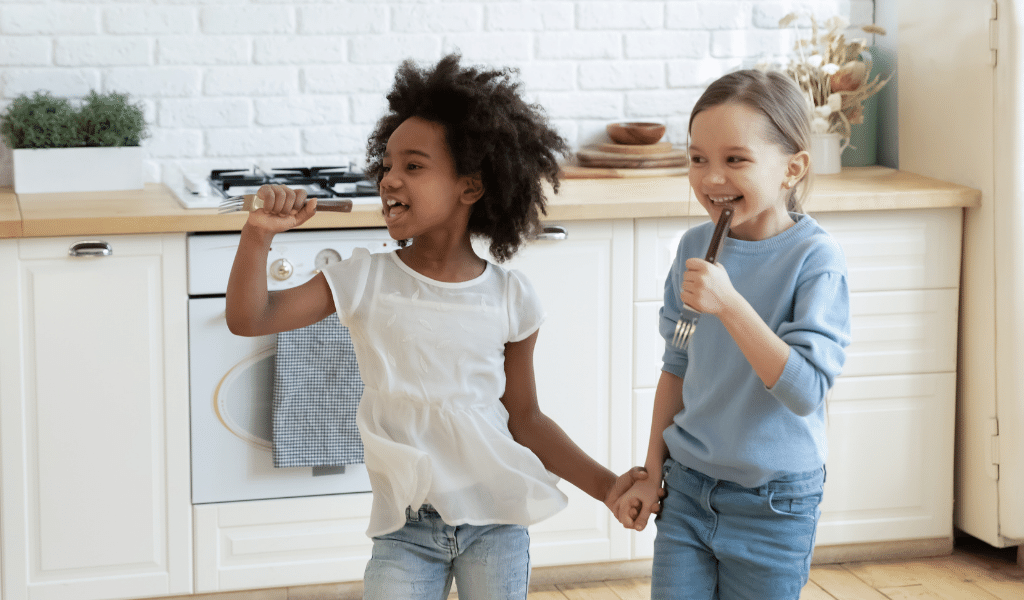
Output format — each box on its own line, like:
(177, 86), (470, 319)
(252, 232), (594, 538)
(767, 490), (822, 517)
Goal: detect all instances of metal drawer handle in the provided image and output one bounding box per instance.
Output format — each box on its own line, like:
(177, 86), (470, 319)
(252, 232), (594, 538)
(534, 226), (568, 241)
(68, 241), (113, 257)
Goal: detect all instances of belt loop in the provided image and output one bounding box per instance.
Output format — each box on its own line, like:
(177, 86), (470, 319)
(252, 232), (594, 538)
(406, 506), (420, 522)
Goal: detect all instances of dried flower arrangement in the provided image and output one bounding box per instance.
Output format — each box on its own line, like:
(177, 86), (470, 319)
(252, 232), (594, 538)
(759, 13), (891, 146)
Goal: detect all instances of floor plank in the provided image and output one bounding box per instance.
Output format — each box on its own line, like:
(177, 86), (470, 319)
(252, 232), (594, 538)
(810, 564), (891, 600)
(799, 579), (838, 600)
(557, 581), (617, 600)
(842, 559), (927, 589)
(603, 578), (650, 600)
(528, 583), (568, 599)
(878, 584), (946, 599)
(901, 559), (1002, 600)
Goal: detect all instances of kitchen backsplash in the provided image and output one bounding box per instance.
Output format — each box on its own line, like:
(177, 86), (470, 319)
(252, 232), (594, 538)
(0, 0), (875, 189)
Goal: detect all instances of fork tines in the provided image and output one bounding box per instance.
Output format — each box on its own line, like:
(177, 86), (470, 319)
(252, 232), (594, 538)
(671, 319), (692, 349)
(217, 195), (247, 214)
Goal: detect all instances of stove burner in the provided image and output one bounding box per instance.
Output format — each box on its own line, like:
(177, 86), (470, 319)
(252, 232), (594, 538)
(207, 165), (379, 200)
(273, 166), (349, 178)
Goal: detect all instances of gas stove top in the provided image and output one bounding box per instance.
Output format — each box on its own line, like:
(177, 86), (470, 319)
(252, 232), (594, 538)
(171, 164), (381, 209)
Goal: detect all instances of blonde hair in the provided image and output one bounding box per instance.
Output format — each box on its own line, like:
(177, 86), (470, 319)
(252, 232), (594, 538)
(688, 69), (813, 212)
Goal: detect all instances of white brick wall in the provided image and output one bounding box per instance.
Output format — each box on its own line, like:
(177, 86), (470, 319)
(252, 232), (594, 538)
(0, 0), (876, 189)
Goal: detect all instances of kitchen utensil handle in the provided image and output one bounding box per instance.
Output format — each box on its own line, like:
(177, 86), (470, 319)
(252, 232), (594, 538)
(313, 199), (353, 213)
(704, 208), (734, 264)
(248, 195), (352, 213)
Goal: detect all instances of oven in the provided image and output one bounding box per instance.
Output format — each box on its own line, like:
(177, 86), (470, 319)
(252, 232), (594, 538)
(187, 222), (396, 504)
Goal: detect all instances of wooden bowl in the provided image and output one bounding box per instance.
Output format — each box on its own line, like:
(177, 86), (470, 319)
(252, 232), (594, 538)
(606, 122), (666, 145)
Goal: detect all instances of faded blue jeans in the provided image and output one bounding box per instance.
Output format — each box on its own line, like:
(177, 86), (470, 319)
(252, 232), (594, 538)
(652, 458), (824, 600)
(362, 504), (530, 600)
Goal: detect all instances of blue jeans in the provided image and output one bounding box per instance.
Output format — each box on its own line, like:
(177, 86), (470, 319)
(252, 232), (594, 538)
(362, 505), (530, 600)
(652, 458), (824, 600)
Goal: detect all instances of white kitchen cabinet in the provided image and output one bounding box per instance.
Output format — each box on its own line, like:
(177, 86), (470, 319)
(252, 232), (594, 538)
(632, 208), (963, 554)
(489, 219), (635, 567)
(0, 234), (191, 600)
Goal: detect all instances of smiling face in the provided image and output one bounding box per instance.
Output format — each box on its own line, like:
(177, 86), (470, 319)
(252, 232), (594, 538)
(379, 116), (482, 244)
(687, 101), (809, 241)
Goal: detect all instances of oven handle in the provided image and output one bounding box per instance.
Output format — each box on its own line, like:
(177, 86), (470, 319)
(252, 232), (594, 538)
(68, 240), (113, 257)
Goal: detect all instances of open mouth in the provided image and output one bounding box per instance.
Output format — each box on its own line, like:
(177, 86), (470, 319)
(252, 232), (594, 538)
(384, 198), (409, 218)
(709, 195), (741, 206)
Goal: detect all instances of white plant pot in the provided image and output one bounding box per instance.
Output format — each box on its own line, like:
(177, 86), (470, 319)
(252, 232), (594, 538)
(810, 133), (845, 175)
(12, 146), (144, 194)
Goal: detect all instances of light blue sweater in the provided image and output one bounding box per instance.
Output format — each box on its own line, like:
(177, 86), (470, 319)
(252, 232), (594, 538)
(659, 213), (851, 488)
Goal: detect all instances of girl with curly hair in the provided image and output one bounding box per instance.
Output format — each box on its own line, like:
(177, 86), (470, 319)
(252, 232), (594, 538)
(226, 53), (650, 599)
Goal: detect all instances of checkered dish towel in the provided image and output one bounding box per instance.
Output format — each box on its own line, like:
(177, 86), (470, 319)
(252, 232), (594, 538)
(272, 316), (365, 467)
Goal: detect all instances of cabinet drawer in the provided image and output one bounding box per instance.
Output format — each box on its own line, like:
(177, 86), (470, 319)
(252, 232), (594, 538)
(635, 209), (963, 303)
(194, 494), (375, 592)
(635, 289), (958, 386)
(818, 372), (955, 545)
(814, 208), (962, 292)
(17, 233), (166, 259)
(844, 288), (959, 377)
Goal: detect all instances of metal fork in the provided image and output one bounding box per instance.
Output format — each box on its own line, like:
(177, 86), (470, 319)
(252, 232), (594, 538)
(670, 207), (734, 349)
(217, 194), (354, 214)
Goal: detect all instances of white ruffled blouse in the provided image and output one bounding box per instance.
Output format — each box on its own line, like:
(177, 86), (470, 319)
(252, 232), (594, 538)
(322, 249), (568, 537)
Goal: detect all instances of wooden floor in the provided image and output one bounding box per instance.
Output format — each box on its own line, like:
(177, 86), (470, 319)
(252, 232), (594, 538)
(526, 538), (1023, 600)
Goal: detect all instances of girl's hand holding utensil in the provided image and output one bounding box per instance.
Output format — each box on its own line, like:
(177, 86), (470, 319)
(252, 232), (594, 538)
(671, 207), (733, 349)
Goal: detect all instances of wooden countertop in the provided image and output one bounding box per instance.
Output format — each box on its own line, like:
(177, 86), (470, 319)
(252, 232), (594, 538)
(0, 166), (980, 239)
(0, 189), (23, 238)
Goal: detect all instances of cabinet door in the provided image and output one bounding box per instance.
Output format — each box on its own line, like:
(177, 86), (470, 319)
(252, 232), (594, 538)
(817, 373), (956, 544)
(478, 220), (634, 566)
(0, 234), (191, 600)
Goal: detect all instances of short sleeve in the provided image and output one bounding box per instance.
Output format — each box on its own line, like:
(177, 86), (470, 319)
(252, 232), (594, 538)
(320, 247), (374, 326)
(506, 269), (546, 342)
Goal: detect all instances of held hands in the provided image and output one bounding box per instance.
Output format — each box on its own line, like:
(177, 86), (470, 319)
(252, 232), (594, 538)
(605, 467), (665, 531)
(681, 257), (737, 316)
(245, 184), (317, 235)
(612, 473), (665, 531)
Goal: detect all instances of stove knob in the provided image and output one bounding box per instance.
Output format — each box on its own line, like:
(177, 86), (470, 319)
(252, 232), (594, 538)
(270, 258), (294, 281)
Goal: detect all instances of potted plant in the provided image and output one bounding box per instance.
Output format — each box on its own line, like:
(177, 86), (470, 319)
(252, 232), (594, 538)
(759, 13), (891, 174)
(1, 90), (149, 194)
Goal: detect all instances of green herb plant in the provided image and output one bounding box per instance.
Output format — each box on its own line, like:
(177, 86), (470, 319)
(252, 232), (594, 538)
(78, 91), (148, 147)
(0, 92), (80, 149)
(0, 90), (149, 150)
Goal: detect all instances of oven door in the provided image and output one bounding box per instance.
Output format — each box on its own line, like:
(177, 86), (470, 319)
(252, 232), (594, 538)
(188, 296), (371, 504)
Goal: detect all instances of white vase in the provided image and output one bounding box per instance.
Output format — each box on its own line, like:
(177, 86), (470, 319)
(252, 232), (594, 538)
(810, 133), (844, 175)
(12, 146), (144, 194)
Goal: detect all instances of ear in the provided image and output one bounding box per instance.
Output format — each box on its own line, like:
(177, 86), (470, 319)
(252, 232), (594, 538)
(460, 173), (484, 205)
(784, 150), (811, 188)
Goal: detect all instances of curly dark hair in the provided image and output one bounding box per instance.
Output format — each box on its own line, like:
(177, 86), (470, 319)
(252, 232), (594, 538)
(365, 53), (569, 262)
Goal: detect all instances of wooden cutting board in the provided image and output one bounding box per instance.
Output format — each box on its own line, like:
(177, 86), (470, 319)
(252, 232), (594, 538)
(577, 146), (688, 169)
(560, 164), (688, 179)
(596, 141), (673, 155)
